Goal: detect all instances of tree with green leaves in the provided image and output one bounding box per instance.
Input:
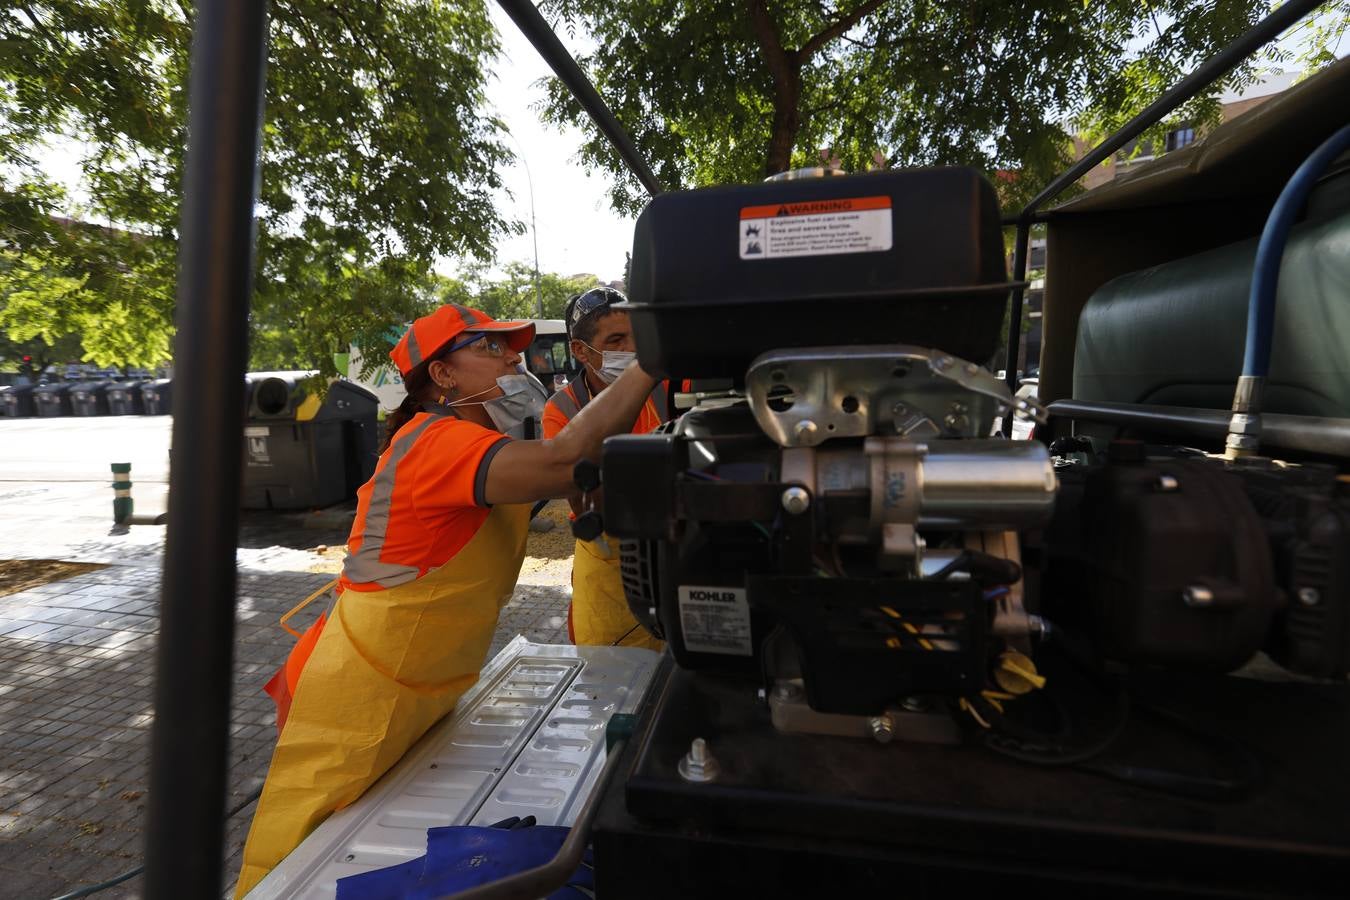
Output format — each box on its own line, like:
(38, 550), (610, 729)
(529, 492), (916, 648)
(0, 251), (86, 379)
(341, 262), (598, 381)
(1, 0), (512, 374)
(433, 262), (600, 321)
(539, 0), (1348, 214)
(474, 261), (599, 321)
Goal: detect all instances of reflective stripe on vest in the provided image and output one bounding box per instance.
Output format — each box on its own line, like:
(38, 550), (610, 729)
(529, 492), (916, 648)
(550, 373), (670, 426)
(649, 382), (669, 423)
(549, 374), (593, 422)
(341, 414), (440, 588)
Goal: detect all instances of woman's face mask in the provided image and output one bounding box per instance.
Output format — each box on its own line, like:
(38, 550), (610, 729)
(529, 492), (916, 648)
(450, 368), (547, 437)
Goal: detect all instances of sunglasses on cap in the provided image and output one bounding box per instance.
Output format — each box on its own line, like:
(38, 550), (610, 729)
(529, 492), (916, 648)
(567, 288), (627, 332)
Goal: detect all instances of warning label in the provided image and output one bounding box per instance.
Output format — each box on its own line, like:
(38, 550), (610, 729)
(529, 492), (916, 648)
(678, 585), (753, 656)
(739, 195), (892, 260)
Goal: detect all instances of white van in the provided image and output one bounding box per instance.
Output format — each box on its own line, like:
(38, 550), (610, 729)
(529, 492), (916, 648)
(348, 318), (572, 412)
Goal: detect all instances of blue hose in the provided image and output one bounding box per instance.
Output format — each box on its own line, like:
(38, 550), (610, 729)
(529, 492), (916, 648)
(1243, 122), (1350, 377)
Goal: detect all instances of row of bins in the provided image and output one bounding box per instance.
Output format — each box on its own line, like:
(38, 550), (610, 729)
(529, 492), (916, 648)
(0, 379), (173, 418)
(1, 371), (378, 510)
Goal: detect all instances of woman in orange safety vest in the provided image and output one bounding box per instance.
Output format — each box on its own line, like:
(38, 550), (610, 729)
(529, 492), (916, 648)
(234, 303), (657, 898)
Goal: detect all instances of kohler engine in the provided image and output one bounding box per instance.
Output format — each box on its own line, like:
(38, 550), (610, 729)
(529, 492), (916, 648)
(600, 344), (1051, 740)
(588, 167), (1056, 740)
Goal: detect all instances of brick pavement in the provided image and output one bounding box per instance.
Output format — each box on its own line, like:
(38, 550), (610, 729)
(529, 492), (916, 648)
(0, 529), (572, 898)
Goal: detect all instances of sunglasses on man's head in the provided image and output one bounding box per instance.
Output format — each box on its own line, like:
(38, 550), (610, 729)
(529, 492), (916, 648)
(569, 289), (624, 327)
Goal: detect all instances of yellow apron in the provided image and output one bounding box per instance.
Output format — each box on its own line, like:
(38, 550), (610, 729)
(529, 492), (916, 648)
(235, 502), (531, 898)
(570, 535), (663, 651)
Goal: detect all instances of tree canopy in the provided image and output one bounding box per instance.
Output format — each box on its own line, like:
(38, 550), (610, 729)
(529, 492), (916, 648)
(441, 261), (602, 322)
(339, 262), (600, 380)
(539, 0), (1348, 215)
(1, 0), (512, 374)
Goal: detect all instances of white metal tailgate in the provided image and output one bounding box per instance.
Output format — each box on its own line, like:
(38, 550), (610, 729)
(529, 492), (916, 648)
(247, 636), (657, 900)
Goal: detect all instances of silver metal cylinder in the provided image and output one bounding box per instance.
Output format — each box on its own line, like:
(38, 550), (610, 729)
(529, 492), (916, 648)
(795, 439), (1056, 530)
(911, 439), (1057, 528)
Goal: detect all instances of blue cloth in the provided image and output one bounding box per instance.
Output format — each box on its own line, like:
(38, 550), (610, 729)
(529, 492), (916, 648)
(335, 824), (594, 900)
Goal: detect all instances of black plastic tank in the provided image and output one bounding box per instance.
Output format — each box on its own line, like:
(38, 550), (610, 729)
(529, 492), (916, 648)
(626, 167), (1009, 379)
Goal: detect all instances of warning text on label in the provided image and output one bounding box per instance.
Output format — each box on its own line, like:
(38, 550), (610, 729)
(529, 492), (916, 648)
(738, 195), (892, 260)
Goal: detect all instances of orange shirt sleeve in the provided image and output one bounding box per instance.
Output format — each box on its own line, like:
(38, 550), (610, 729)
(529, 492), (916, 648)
(541, 398), (569, 440)
(406, 417), (510, 510)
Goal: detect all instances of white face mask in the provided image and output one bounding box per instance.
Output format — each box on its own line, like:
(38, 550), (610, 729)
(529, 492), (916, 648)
(581, 342), (637, 384)
(450, 369), (547, 438)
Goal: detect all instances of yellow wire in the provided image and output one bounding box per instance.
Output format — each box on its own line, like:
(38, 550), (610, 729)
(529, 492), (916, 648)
(959, 697), (991, 729)
(898, 621), (934, 650)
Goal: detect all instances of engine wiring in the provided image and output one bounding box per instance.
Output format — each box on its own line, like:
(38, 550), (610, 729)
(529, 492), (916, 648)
(688, 465), (1258, 802)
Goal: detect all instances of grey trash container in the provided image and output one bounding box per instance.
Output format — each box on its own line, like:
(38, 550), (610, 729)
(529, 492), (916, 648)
(0, 384), (37, 417)
(241, 372), (380, 510)
(70, 380), (115, 416)
(33, 383), (74, 417)
(141, 379), (173, 415)
(108, 380), (148, 415)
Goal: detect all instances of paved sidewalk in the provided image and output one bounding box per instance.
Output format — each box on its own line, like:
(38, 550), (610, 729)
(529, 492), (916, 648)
(0, 536), (572, 898)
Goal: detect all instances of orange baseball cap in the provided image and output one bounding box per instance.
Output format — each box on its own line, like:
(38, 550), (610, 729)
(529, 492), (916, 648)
(390, 304), (536, 377)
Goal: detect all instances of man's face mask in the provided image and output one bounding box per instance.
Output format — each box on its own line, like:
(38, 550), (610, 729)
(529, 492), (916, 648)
(581, 343), (637, 384)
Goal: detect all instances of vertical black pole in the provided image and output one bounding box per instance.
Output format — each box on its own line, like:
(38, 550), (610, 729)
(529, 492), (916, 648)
(144, 1), (269, 897)
(1001, 217), (1030, 434)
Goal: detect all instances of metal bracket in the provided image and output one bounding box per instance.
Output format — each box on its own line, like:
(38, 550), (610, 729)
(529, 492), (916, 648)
(746, 346), (1015, 448)
(768, 681), (961, 745)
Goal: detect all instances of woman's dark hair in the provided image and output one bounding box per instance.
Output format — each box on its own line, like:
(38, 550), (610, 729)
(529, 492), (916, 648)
(380, 346), (453, 452)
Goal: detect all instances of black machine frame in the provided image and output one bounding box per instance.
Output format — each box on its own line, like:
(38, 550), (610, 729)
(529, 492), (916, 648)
(144, 1), (1333, 896)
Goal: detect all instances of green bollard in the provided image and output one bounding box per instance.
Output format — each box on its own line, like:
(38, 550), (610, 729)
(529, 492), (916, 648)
(111, 462), (133, 535)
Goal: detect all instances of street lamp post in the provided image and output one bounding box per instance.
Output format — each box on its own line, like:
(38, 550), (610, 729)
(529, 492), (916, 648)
(506, 131), (544, 318)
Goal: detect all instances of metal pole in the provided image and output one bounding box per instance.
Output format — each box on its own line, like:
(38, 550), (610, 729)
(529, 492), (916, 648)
(1047, 399), (1350, 459)
(1021, 0), (1322, 219)
(1002, 0), (1321, 423)
(505, 131), (545, 317)
(1000, 219), (1030, 433)
(495, 0), (664, 198)
(528, 162), (543, 318)
(143, 0), (269, 896)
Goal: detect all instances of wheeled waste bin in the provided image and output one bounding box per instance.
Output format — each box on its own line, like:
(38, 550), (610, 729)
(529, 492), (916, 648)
(241, 372), (380, 510)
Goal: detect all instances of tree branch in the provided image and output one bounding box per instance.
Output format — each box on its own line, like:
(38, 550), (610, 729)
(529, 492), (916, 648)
(798, 0), (887, 62)
(745, 0), (803, 176)
(18, 4), (63, 49)
(744, 0), (794, 89)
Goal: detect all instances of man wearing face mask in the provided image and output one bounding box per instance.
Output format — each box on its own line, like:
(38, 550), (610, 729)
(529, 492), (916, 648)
(542, 287), (669, 650)
(235, 303), (659, 897)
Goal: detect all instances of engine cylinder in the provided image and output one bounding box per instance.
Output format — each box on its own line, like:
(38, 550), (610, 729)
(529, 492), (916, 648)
(787, 439), (1057, 531)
